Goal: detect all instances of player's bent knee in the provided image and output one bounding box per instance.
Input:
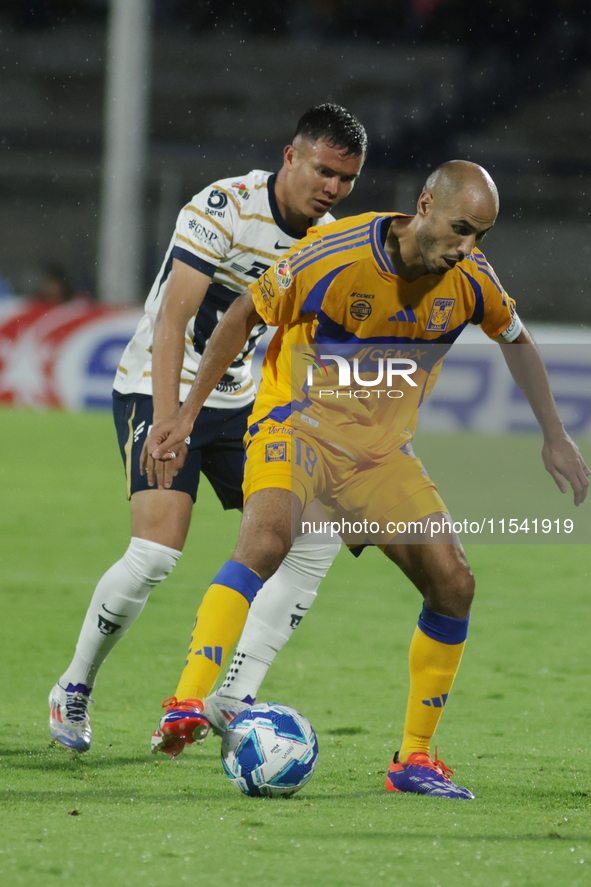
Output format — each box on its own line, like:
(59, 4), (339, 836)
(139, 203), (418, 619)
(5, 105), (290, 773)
(454, 567), (476, 607)
(428, 565), (475, 617)
(235, 529), (291, 581)
(123, 537), (182, 587)
(441, 562), (474, 596)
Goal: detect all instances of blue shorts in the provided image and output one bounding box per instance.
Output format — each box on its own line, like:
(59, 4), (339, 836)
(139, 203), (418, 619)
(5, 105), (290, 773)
(112, 391), (251, 508)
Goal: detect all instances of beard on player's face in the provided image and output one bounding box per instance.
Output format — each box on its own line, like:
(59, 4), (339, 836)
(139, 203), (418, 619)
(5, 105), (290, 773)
(416, 216), (462, 275)
(416, 221), (445, 274)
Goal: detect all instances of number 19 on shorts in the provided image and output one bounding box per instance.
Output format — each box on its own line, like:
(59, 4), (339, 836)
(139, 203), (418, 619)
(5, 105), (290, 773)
(295, 439), (317, 478)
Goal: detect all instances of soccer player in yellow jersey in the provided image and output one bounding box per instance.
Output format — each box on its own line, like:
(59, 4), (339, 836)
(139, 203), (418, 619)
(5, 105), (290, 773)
(145, 161), (589, 797)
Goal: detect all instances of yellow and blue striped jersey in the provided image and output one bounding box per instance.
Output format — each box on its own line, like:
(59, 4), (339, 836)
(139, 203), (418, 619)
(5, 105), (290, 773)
(248, 212), (516, 460)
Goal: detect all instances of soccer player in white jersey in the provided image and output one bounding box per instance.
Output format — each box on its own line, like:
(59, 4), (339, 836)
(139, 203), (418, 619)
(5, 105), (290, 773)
(48, 104), (367, 752)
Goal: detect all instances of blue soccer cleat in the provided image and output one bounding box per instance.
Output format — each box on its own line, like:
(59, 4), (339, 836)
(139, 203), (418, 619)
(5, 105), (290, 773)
(386, 749), (475, 799)
(151, 697), (210, 758)
(49, 682), (94, 752)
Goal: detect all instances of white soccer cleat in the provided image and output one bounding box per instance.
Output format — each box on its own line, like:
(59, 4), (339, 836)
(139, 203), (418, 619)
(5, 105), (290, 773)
(48, 682), (94, 752)
(204, 688), (255, 736)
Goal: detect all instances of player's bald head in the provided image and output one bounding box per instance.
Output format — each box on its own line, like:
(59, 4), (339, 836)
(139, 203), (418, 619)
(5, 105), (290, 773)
(423, 160), (499, 216)
(411, 160), (498, 276)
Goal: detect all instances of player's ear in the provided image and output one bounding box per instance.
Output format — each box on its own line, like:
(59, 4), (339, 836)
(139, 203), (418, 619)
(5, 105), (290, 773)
(283, 144), (298, 170)
(416, 190), (433, 218)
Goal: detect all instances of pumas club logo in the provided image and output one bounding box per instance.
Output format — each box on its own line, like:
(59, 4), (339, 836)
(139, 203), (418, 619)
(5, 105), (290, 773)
(97, 604), (124, 636)
(97, 614), (121, 636)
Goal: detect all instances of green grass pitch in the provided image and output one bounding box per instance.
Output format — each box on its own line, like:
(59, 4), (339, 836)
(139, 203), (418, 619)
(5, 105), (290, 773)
(0, 409), (590, 887)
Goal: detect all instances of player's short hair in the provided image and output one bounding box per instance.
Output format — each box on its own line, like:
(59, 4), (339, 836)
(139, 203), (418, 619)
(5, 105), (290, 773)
(294, 104), (368, 158)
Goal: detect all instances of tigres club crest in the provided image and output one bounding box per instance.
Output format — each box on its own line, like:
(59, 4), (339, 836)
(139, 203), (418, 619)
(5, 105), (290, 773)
(275, 258), (292, 292)
(426, 298), (455, 332)
(265, 441), (287, 462)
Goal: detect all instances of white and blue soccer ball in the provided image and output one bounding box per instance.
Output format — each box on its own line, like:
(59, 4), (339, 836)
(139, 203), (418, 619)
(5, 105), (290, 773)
(221, 702), (319, 798)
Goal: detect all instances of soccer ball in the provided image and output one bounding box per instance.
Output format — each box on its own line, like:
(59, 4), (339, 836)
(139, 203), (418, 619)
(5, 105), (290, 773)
(221, 702), (319, 798)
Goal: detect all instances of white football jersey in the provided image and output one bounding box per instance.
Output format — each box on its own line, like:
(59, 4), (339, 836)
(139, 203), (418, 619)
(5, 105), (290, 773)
(113, 170), (335, 409)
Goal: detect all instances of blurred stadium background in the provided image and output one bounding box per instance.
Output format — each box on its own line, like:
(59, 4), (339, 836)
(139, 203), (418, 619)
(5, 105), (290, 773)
(0, 0), (589, 425)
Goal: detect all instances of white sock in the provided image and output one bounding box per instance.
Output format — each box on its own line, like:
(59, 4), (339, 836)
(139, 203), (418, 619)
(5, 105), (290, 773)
(59, 537), (181, 690)
(218, 532), (340, 702)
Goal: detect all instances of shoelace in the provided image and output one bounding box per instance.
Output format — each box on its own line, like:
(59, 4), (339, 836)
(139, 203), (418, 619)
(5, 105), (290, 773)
(65, 692), (94, 723)
(162, 696), (180, 709)
(161, 696), (203, 713)
(432, 747), (454, 780)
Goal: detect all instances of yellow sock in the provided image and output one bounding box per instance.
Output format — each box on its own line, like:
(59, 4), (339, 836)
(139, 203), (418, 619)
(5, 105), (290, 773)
(174, 562), (262, 702)
(399, 605), (469, 762)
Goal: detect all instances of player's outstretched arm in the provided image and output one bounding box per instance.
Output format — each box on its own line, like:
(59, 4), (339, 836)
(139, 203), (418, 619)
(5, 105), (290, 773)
(499, 327), (590, 505)
(143, 259), (212, 489)
(142, 290), (263, 466)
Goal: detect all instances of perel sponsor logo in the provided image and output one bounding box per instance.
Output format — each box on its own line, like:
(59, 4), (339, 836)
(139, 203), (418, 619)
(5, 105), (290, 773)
(207, 189), (228, 210)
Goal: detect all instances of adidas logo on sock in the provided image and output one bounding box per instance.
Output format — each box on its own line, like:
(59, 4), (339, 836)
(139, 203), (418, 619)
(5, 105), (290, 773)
(193, 645), (223, 666)
(422, 694), (448, 708)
